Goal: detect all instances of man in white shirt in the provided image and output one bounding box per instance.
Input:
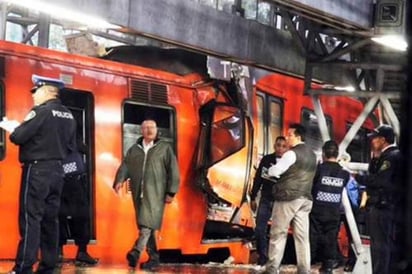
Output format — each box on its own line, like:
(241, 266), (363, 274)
(263, 124), (317, 274)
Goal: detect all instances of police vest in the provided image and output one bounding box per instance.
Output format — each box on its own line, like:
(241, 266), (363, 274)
(312, 162), (350, 208)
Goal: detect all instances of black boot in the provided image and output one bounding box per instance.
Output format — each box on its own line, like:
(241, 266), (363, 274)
(75, 251), (99, 266)
(126, 249), (140, 268)
(319, 259), (334, 274)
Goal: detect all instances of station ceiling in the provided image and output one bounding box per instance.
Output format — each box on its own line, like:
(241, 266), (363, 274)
(1, 0), (408, 120)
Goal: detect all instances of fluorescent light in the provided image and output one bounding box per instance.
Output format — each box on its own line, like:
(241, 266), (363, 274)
(8, 0), (119, 29)
(334, 86), (355, 92)
(371, 35), (408, 51)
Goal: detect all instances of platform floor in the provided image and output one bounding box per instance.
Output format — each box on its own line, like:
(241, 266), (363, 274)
(0, 260), (346, 274)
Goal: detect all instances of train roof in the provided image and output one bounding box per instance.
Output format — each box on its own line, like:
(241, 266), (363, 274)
(101, 45), (209, 77)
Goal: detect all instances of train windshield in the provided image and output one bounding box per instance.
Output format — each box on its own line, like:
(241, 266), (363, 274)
(196, 101), (245, 168)
(210, 105), (245, 165)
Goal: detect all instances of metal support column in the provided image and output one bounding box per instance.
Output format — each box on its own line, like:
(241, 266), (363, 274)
(311, 95), (331, 142)
(0, 2), (8, 40)
(339, 95), (380, 155)
(37, 13), (50, 48)
(379, 94), (401, 139)
(342, 188), (372, 274)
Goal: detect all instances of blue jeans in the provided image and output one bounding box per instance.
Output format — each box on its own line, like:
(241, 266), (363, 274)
(255, 197), (274, 265)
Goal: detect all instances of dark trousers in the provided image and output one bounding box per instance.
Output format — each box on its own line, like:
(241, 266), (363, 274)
(59, 216), (90, 250)
(367, 206), (397, 274)
(254, 197), (274, 265)
(59, 174), (90, 251)
(13, 161), (64, 274)
(309, 206), (341, 264)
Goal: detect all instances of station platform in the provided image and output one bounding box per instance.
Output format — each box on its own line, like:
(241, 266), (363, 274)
(0, 260), (346, 273)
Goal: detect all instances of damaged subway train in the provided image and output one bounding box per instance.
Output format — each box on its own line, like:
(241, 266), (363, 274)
(0, 40), (373, 263)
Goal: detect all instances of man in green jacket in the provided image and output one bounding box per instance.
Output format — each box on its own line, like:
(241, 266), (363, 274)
(113, 119), (180, 270)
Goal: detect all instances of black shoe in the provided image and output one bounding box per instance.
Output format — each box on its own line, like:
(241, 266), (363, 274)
(140, 258), (160, 270)
(75, 251), (98, 266)
(126, 250), (140, 268)
(8, 271), (34, 274)
(344, 263), (354, 272)
(319, 267), (333, 274)
(257, 259), (267, 266)
(35, 264), (54, 274)
(320, 260), (335, 274)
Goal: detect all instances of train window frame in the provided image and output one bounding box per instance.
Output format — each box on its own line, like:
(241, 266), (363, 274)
(300, 108), (333, 157)
(256, 91), (284, 157)
(195, 100), (246, 169)
(267, 96), (283, 154)
(121, 101), (177, 157)
(256, 93), (265, 156)
(209, 103), (245, 165)
(0, 81), (5, 160)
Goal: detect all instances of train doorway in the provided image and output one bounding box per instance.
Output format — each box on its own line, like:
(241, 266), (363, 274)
(60, 89), (96, 242)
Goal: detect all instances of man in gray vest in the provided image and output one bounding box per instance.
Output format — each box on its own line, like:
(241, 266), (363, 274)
(263, 124), (317, 274)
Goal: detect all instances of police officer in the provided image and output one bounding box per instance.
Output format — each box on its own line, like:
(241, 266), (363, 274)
(357, 124), (402, 274)
(250, 136), (287, 266)
(309, 140), (350, 274)
(0, 75), (76, 274)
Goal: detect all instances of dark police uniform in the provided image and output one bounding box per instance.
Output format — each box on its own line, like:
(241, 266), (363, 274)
(360, 145), (402, 274)
(9, 78), (76, 274)
(310, 161), (349, 269)
(250, 153), (279, 266)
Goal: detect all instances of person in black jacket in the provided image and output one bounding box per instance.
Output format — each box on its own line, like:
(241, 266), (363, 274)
(0, 75), (76, 274)
(310, 140), (350, 274)
(58, 140), (98, 266)
(250, 136), (287, 266)
(357, 124), (402, 274)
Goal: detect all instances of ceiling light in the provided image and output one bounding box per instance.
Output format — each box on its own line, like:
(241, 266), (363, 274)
(334, 86), (355, 92)
(8, 0), (119, 29)
(371, 35), (407, 51)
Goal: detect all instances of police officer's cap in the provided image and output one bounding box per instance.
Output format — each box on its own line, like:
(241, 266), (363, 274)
(368, 124), (395, 143)
(30, 74), (65, 93)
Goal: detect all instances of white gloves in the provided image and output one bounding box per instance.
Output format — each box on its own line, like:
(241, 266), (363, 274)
(0, 117), (20, 133)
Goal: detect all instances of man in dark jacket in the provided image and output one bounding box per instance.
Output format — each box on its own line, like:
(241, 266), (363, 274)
(310, 140), (350, 273)
(264, 124), (317, 274)
(59, 141), (98, 266)
(0, 75), (76, 274)
(357, 124), (402, 274)
(250, 136), (287, 266)
(113, 119), (180, 270)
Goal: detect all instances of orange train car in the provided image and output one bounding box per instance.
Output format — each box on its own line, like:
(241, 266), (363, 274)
(252, 71), (374, 162)
(0, 40), (372, 264)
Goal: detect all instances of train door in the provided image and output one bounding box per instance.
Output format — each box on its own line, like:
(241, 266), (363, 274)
(256, 92), (283, 159)
(0, 81), (5, 160)
(60, 89), (96, 241)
